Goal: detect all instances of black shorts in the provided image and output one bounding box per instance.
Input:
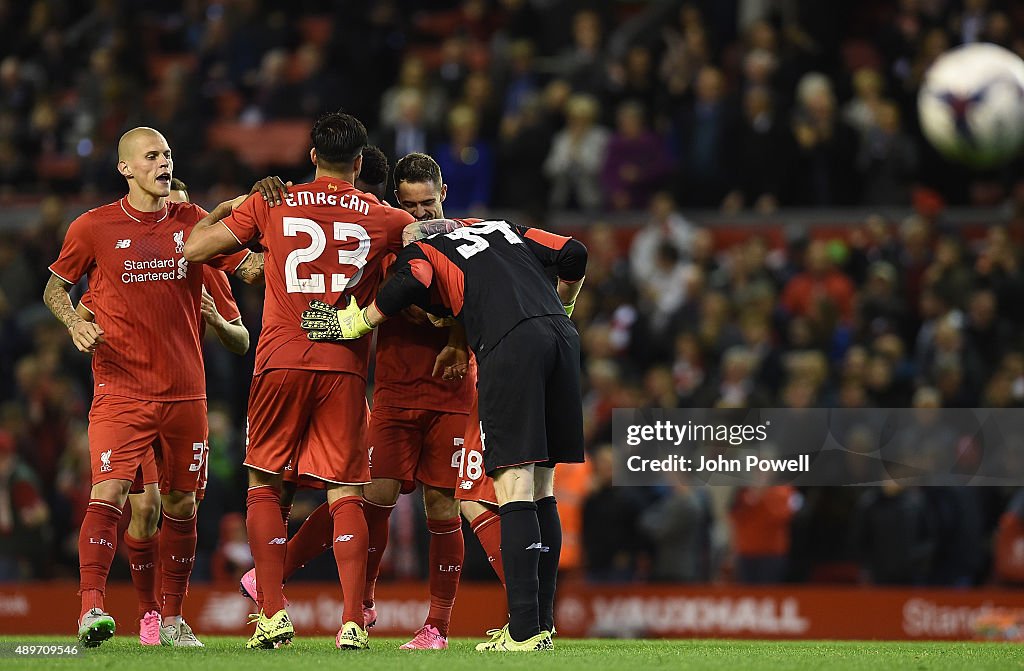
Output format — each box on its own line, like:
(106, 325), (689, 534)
(476, 315), (585, 474)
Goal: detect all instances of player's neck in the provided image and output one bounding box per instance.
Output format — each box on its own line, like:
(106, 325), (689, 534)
(315, 168), (354, 184)
(125, 188), (167, 213)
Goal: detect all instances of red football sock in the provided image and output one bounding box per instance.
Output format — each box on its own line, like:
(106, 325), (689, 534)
(330, 496), (368, 626)
(472, 509), (505, 585)
(362, 500), (394, 606)
(160, 511), (197, 619)
(79, 499), (123, 619)
(246, 486), (287, 615)
(283, 501), (332, 580)
(123, 531), (160, 618)
(280, 504), (293, 525)
(424, 517), (464, 637)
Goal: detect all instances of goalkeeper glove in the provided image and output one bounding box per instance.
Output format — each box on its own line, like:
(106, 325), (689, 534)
(563, 300), (576, 318)
(301, 297), (374, 341)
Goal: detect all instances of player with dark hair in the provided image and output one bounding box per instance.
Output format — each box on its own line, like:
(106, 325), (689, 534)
(184, 112), (414, 651)
(237, 151), (499, 650)
(44, 127), (261, 648)
(301, 217), (587, 652)
(357, 145), (390, 200)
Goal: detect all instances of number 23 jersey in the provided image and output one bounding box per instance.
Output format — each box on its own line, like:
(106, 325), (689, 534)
(222, 176), (414, 377)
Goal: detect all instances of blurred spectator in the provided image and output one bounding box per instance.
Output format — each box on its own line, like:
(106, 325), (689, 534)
(380, 56), (446, 132)
(629, 192), (697, 284)
(673, 66), (733, 207)
(789, 73), (860, 205)
(600, 101), (672, 211)
(543, 94), (609, 211)
(378, 89), (433, 161)
(551, 9), (607, 95)
(0, 430), (49, 580)
(434, 105), (493, 214)
(583, 446), (644, 582)
(722, 86), (788, 214)
(730, 484), (799, 584)
(639, 477), (710, 582)
(857, 101), (917, 206)
(781, 239), (857, 324)
(493, 95), (553, 214)
(210, 513), (253, 583)
(850, 483), (936, 585)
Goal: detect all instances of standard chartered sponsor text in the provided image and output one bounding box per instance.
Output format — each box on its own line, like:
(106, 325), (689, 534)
(123, 258), (176, 283)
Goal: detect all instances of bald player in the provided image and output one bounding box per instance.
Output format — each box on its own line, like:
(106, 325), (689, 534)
(44, 127), (262, 648)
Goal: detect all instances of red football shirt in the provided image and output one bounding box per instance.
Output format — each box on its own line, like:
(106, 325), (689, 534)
(221, 176), (413, 378)
(49, 198), (249, 400)
(80, 265), (241, 332)
(372, 217), (480, 414)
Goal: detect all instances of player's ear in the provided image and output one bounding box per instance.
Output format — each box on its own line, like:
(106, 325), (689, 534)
(117, 161), (132, 179)
(310, 147), (317, 167)
(439, 183), (447, 203)
(353, 154), (363, 180)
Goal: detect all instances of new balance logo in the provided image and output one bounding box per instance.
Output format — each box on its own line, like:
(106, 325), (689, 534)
(335, 534), (354, 543)
(268, 538), (287, 545)
(115, 239), (132, 249)
(89, 537), (114, 549)
(460, 480), (474, 490)
(525, 542), (548, 552)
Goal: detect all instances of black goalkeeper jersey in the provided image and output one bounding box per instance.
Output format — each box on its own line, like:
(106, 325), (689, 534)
(374, 220), (587, 357)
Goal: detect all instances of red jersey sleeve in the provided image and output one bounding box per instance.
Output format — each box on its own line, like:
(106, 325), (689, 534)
(49, 213), (95, 284)
(221, 195), (263, 247)
(79, 290), (94, 315)
(202, 266), (241, 322)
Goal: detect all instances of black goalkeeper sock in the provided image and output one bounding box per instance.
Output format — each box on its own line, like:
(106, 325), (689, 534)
(535, 496), (561, 633)
(499, 500), (541, 642)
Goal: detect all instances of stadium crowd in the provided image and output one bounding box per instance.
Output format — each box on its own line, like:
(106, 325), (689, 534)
(2, 0), (1024, 588)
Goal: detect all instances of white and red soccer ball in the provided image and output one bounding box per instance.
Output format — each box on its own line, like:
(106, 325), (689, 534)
(918, 42), (1024, 168)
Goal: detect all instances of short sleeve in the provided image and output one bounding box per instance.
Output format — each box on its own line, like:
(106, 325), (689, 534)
(79, 291), (94, 315)
(221, 194), (263, 247)
(207, 249), (251, 274)
(387, 207), (416, 251)
(49, 214), (95, 284)
(202, 266), (241, 323)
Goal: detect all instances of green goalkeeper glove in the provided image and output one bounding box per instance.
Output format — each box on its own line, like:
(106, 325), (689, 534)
(301, 297), (374, 341)
(563, 300), (576, 318)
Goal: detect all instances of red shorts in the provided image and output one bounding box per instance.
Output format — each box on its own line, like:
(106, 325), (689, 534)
(454, 397), (498, 506)
(368, 406), (467, 493)
(245, 369), (369, 486)
(128, 444), (207, 501)
(89, 395), (208, 494)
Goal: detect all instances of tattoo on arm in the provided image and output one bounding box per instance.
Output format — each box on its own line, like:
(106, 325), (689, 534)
(43, 274), (82, 329)
(235, 252), (265, 285)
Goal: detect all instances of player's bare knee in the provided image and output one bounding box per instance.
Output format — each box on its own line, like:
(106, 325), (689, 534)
(247, 467), (282, 490)
(363, 478), (400, 506)
(129, 488), (161, 536)
(423, 486), (459, 520)
(328, 484), (363, 504)
(533, 466), (555, 500)
(493, 465), (535, 504)
(460, 500), (493, 523)
(90, 479), (131, 508)
(162, 490), (197, 519)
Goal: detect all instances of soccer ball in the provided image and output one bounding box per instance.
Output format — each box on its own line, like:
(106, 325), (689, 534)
(918, 43), (1024, 168)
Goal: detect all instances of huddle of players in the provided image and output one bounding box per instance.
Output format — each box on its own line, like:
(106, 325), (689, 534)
(48, 111), (586, 652)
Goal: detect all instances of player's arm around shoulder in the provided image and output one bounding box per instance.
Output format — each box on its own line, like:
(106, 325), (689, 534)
(183, 194), (250, 263)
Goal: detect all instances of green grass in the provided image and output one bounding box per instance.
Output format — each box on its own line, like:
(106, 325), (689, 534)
(2, 636), (1024, 670)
